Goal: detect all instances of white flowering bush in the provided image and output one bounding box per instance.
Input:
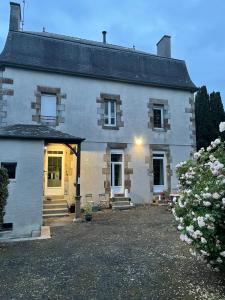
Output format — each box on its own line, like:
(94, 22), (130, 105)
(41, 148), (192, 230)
(173, 122), (225, 271)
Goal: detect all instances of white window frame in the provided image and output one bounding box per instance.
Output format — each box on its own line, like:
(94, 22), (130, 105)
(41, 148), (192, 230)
(153, 151), (167, 193)
(40, 94), (57, 123)
(110, 150), (124, 194)
(153, 106), (164, 128)
(104, 100), (117, 126)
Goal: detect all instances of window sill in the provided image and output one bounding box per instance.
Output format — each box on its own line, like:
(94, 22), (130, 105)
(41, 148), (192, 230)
(102, 125), (119, 130)
(152, 127), (166, 132)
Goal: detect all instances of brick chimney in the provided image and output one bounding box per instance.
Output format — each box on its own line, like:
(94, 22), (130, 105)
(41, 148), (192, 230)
(157, 35), (171, 58)
(9, 2), (21, 31)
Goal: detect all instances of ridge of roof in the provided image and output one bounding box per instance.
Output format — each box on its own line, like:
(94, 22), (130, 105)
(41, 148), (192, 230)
(21, 30), (184, 62)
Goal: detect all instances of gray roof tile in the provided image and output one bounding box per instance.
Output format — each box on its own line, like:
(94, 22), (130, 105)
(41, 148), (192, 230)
(0, 124), (84, 143)
(0, 30), (197, 92)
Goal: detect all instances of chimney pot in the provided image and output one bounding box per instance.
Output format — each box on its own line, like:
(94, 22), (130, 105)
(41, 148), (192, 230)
(102, 31), (107, 44)
(9, 2), (21, 31)
(157, 35), (171, 58)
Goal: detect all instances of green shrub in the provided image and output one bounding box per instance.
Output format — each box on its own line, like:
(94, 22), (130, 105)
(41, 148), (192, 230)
(173, 126), (225, 271)
(0, 168), (9, 228)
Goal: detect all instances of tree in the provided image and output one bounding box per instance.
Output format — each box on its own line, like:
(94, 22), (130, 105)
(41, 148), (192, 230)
(0, 168), (9, 229)
(195, 86), (214, 150)
(210, 91), (225, 139)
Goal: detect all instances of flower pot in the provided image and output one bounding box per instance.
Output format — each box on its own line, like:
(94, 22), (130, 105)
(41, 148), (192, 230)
(85, 214), (92, 222)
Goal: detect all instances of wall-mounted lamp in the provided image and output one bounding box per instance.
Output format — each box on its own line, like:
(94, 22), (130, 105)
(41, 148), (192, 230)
(135, 137), (143, 145)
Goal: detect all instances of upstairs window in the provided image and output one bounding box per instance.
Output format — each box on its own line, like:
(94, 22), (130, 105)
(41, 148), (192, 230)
(1, 162), (17, 179)
(40, 94), (57, 123)
(104, 100), (116, 126)
(153, 106), (164, 128)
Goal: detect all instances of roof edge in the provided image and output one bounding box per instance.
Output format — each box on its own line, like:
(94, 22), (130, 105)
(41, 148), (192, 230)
(0, 62), (198, 93)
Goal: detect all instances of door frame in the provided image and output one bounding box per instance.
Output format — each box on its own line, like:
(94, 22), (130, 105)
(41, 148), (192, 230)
(152, 151), (167, 193)
(110, 149), (124, 194)
(44, 149), (65, 196)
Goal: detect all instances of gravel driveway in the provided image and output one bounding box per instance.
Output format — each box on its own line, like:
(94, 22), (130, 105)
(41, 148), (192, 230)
(0, 206), (225, 300)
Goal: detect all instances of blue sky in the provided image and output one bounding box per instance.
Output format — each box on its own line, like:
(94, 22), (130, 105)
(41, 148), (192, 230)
(0, 0), (224, 102)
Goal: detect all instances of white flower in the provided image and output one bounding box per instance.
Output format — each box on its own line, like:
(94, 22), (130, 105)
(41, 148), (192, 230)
(177, 225), (184, 231)
(202, 193), (211, 199)
(217, 257), (223, 264)
(207, 146), (212, 152)
(180, 234), (192, 244)
(219, 122), (225, 133)
(201, 237), (207, 244)
(222, 198), (225, 206)
(201, 250), (209, 256)
(197, 216), (206, 228)
(212, 192), (220, 200)
(192, 230), (202, 239)
(186, 225), (194, 234)
(203, 201), (211, 207)
(220, 251), (225, 257)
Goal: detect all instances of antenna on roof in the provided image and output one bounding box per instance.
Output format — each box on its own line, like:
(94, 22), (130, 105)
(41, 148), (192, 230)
(21, 0), (26, 30)
(43, 27), (46, 32)
(133, 45), (136, 50)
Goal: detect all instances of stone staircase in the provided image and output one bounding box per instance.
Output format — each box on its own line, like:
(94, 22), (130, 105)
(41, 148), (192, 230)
(43, 196), (69, 218)
(111, 194), (135, 210)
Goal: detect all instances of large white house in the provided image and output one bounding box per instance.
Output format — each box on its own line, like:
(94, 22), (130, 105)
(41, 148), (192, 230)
(0, 2), (197, 237)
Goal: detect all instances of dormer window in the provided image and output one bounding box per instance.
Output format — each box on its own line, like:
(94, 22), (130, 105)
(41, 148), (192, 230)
(104, 100), (116, 126)
(41, 94), (57, 123)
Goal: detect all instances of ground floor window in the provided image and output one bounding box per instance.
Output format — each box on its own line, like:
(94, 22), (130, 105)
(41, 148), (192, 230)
(1, 162), (17, 179)
(153, 152), (166, 193)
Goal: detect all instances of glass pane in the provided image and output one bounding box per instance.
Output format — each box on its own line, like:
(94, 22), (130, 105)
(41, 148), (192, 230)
(111, 101), (115, 113)
(1, 162), (17, 179)
(47, 156), (62, 187)
(153, 108), (162, 128)
(153, 159), (164, 185)
(153, 153), (164, 158)
(41, 95), (57, 118)
(111, 154), (122, 162)
(104, 102), (108, 115)
(111, 118), (115, 125)
(104, 117), (109, 125)
(114, 164), (122, 186)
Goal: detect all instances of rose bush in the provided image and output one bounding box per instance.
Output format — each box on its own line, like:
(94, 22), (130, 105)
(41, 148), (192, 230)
(173, 122), (225, 271)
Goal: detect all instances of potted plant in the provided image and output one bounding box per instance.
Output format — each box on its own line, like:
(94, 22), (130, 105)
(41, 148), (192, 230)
(0, 168), (9, 230)
(83, 203), (92, 221)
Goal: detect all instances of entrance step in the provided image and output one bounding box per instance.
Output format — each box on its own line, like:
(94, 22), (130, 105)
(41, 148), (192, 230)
(112, 201), (130, 206)
(43, 213), (69, 218)
(44, 200), (67, 205)
(112, 203), (135, 210)
(45, 195), (64, 200)
(111, 197), (131, 202)
(43, 203), (67, 209)
(43, 196), (69, 219)
(43, 208), (68, 214)
(111, 197), (135, 210)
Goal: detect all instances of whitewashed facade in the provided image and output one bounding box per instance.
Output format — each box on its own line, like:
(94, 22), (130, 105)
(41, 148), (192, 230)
(0, 3), (197, 236)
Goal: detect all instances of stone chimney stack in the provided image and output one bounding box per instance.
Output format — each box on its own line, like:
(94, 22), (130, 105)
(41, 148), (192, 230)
(9, 2), (21, 31)
(157, 35), (171, 58)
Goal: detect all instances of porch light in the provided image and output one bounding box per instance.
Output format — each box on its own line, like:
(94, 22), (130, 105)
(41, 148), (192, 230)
(135, 137), (143, 145)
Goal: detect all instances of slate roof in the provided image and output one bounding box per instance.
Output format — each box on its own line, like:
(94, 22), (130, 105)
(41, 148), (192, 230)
(0, 30), (197, 92)
(0, 124), (85, 143)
